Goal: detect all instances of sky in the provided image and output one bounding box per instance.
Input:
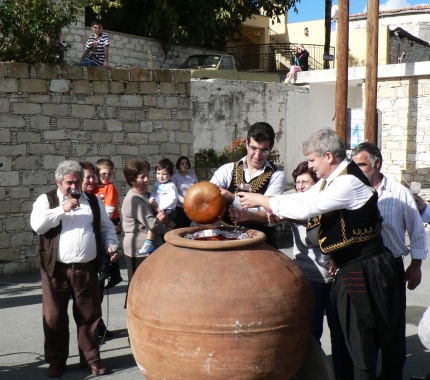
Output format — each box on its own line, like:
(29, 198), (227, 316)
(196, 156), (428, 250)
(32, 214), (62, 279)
(288, 0), (430, 23)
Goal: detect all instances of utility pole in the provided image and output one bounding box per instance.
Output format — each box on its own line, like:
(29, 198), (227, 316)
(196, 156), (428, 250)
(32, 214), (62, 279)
(364, 0), (379, 143)
(324, 0), (332, 70)
(335, 0), (349, 146)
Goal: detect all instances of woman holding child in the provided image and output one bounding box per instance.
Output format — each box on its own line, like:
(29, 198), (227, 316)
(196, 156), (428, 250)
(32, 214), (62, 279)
(121, 159), (174, 306)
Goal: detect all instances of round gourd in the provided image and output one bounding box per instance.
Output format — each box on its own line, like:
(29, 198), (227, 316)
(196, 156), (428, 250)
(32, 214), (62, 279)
(183, 182), (225, 224)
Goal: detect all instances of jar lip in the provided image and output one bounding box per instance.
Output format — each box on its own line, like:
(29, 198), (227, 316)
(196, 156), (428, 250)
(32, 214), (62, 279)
(164, 226), (267, 250)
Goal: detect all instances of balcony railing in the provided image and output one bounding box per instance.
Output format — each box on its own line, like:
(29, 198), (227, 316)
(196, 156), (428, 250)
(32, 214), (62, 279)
(227, 32), (335, 73)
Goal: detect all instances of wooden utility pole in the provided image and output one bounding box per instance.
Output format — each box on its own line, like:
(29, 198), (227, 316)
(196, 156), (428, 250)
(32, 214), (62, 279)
(364, 0), (379, 143)
(324, 0), (332, 70)
(335, 0), (349, 145)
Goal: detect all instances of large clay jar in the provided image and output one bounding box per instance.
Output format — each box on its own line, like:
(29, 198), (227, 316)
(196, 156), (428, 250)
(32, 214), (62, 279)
(127, 226), (315, 380)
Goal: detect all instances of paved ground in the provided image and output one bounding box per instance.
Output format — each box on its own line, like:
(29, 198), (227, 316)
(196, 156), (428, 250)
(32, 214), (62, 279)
(1, 231), (429, 379)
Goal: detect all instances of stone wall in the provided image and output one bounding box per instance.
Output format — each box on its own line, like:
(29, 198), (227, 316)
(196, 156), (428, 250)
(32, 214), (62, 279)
(376, 75), (430, 185)
(389, 35), (430, 64)
(62, 14), (219, 68)
(0, 62), (192, 277)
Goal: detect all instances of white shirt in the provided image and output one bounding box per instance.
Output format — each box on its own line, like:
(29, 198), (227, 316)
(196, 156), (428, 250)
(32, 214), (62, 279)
(270, 159), (374, 220)
(172, 171), (198, 207)
(150, 181), (178, 210)
(376, 176), (427, 260)
(31, 189), (118, 263)
(290, 222), (332, 284)
(210, 157), (286, 209)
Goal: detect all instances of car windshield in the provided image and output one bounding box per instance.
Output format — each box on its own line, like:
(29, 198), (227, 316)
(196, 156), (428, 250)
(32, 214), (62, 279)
(180, 55), (220, 69)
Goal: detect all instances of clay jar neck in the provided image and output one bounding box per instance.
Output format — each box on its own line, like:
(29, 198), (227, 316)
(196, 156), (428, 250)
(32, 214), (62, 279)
(164, 226), (267, 251)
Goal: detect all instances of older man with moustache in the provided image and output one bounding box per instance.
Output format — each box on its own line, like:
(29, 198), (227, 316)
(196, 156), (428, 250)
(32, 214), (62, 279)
(239, 129), (403, 380)
(31, 160), (118, 377)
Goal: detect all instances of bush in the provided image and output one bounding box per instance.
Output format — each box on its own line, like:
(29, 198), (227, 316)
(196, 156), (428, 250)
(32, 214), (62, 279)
(195, 138), (281, 169)
(0, 0), (86, 64)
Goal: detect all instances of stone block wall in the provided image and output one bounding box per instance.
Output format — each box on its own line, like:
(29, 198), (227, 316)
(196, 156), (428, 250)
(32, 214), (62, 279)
(375, 75), (430, 185)
(62, 13), (219, 69)
(0, 62), (192, 277)
(389, 35), (430, 64)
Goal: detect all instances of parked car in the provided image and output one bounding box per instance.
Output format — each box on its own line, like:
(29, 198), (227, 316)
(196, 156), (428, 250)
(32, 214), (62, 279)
(180, 54), (280, 82)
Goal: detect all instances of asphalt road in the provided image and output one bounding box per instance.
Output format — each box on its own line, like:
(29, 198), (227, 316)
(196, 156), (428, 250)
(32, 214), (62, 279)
(0, 231), (429, 379)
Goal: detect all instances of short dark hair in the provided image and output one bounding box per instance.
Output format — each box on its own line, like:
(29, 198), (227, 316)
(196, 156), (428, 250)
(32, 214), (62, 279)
(351, 142), (383, 166)
(79, 161), (96, 173)
(247, 122), (275, 149)
(96, 158), (114, 172)
(292, 161), (318, 183)
(156, 158), (174, 176)
(123, 159), (150, 187)
(91, 19), (102, 27)
(176, 156), (191, 170)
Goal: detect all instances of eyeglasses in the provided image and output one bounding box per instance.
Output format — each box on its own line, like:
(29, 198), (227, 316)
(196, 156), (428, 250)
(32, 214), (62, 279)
(294, 180), (314, 186)
(248, 145), (270, 156)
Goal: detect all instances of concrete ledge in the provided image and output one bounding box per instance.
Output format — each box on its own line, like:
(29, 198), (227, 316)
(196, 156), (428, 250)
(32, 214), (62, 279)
(297, 60), (430, 84)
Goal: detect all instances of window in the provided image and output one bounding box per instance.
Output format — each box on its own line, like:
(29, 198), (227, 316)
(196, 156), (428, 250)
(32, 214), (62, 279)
(220, 57), (233, 70)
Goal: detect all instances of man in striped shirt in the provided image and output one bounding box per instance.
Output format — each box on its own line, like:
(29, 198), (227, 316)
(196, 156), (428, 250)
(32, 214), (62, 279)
(75, 20), (109, 67)
(352, 142), (427, 380)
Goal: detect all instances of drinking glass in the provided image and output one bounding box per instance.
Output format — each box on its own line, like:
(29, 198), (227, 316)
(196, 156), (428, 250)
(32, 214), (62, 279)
(69, 188), (82, 210)
(410, 182), (422, 195)
(230, 205), (240, 233)
(237, 183), (251, 193)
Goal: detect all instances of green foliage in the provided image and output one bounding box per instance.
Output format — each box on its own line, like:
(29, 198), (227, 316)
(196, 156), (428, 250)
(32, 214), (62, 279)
(86, 0), (300, 52)
(0, 0), (87, 64)
(195, 138), (281, 169)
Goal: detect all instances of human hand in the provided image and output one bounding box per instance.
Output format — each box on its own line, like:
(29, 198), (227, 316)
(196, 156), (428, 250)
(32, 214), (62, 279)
(218, 186), (235, 203)
(414, 194), (427, 213)
(62, 198), (80, 212)
(108, 245), (119, 262)
(328, 260), (337, 277)
(239, 192), (269, 209)
(157, 210), (170, 225)
(405, 259), (422, 290)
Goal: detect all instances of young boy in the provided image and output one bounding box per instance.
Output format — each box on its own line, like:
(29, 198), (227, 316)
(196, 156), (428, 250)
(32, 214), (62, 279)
(75, 19), (110, 67)
(94, 158), (123, 289)
(139, 158), (178, 255)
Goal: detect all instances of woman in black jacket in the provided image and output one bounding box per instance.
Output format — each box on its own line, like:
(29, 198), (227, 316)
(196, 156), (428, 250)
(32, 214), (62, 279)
(284, 44), (309, 84)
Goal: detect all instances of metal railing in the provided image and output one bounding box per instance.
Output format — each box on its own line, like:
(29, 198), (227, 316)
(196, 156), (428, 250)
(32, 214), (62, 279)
(227, 29), (335, 72)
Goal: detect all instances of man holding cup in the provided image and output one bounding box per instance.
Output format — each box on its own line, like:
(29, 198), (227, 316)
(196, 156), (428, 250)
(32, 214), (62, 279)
(210, 122), (286, 247)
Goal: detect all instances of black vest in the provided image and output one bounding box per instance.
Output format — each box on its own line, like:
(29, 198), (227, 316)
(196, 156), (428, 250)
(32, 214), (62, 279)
(221, 160), (276, 227)
(308, 161), (382, 256)
(36, 189), (104, 276)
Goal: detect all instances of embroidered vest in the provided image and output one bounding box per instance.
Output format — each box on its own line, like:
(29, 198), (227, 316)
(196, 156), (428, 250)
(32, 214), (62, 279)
(307, 161), (382, 255)
(221, 160), (276, 228)
(36, 189), (104, 276)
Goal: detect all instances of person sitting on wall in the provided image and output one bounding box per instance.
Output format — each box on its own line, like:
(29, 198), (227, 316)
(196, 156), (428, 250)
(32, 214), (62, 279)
(284, 44), (309, 84)
(75, 19), (111, 69)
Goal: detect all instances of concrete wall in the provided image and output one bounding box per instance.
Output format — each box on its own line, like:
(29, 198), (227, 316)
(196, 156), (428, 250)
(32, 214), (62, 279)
(0, 63), (192, 277)
(191, 79), (298, 173)
(62, 13), (220, 68)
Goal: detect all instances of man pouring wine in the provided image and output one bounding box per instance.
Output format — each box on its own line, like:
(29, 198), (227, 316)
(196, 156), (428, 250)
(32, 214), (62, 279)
(210, 122), (286, 247)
